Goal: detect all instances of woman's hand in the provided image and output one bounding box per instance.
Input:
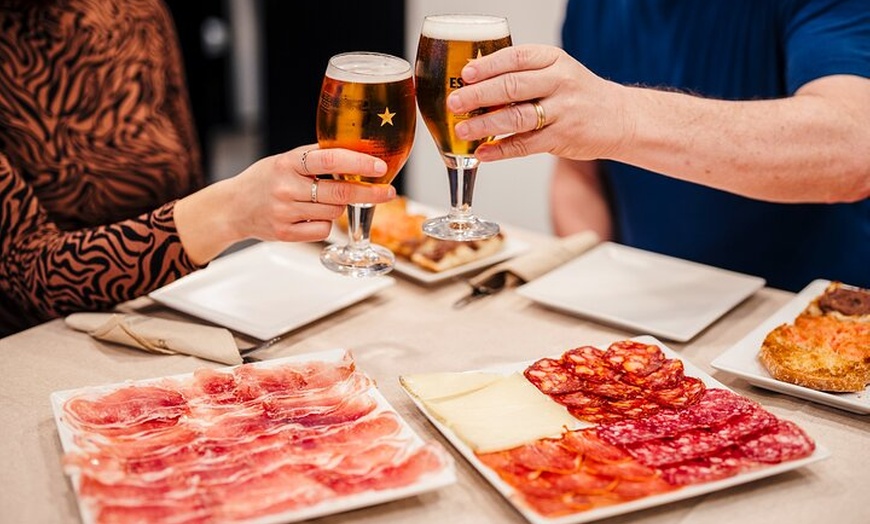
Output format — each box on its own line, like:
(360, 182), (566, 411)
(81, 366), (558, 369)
(174, 145), (396, 265)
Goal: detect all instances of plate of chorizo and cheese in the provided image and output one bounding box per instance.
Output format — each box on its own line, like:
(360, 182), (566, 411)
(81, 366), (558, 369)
(401, 336), (828, 524)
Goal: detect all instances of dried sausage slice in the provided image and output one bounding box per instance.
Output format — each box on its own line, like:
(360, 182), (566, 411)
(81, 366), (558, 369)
(604, 340), (666, 377)
(524, 358), (585, 394)
(562, 346), (620, 382)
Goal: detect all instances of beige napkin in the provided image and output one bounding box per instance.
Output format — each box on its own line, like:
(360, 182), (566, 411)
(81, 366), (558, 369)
(467, 230), (601, 294)
(65, 313), (243, 366)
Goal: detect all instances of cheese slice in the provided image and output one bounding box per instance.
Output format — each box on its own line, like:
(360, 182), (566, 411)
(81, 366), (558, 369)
(420, 372), (585, 453)
(400, 371), (503, 401)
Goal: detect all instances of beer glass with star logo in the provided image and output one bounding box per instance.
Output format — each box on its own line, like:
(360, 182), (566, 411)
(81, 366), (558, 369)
(317, 52), (416, 276)
(415, 14), (511, 241)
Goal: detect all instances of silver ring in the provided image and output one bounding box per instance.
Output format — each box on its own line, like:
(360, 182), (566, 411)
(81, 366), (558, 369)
(310, 178), (319, 203)
(301, 149), (313, 175)
(532, 100), (546, 131)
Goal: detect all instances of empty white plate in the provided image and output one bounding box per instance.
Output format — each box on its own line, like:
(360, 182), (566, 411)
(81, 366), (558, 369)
(150, 242), (395, 340)
(516, 242), (766, 342)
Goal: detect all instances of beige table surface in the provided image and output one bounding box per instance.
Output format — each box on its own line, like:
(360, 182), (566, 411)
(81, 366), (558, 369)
(1, 234), (866, 524)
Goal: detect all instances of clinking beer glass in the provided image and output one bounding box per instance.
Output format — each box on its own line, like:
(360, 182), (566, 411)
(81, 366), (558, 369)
(415, 14), (512, 241)
(317, 52), (416, 277)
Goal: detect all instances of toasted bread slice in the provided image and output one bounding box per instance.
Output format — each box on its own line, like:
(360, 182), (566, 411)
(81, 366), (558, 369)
(410, 233), (505, 273)
(338, 197), (507, 272)
(759, 315), (870, 392)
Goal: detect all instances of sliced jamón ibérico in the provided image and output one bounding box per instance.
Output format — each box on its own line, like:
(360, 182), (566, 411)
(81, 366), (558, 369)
(60, 352), (450, 524)
(63, 385), (189, 437)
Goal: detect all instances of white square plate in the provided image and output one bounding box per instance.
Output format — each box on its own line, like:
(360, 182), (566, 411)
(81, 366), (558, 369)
(711, 279), (869, 415)
(400, 335), (829, 524)
(515, 242), (766, 342)
(51, 349), (456, 524)
(327, 200), (530, 285)
(149, 242), (394, 340)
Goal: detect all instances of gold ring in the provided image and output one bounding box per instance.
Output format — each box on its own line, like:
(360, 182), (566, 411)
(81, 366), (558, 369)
(310, 178), (319, 203)
(301, 149), (313, 175)
(532, 100), (546, 131)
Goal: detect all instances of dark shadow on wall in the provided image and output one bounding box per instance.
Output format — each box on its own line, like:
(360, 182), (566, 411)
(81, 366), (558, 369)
(163, 1), (234, 179)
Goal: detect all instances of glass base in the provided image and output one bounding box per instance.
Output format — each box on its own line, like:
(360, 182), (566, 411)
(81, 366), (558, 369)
(422, 215), (500, 241)
(320, 243), (395, 277)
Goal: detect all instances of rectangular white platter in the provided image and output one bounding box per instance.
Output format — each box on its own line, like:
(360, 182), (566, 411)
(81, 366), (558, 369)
(51, 348), (456, 524)
(401, 335), (829, 524)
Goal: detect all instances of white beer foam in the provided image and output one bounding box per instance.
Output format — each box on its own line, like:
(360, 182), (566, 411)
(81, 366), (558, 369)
(421, 14), (510, 42)
(327, 52), (412, 84)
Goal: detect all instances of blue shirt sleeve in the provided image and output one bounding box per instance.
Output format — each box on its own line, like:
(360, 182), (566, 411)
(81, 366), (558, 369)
(785, 0), (870, 94)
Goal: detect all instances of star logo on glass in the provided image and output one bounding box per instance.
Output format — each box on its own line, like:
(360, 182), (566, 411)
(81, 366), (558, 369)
(378, 107), (396, 126)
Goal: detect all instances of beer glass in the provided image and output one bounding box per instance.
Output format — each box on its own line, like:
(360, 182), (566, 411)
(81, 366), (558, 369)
(317, 52), (416, 276)
(415, 14), (511, 241)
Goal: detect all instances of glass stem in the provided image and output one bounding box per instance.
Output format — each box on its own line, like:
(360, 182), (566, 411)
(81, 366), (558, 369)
(445, 154), (480, 221)
(346, 203), (376, 249)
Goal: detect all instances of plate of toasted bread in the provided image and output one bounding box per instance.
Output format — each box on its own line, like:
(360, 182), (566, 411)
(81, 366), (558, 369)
(330, 197), (530, 284)
(712, 279), (870, 414)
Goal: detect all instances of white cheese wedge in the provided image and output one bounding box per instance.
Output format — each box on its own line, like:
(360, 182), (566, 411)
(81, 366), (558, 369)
(420, 372), (586, 453)
(400, 371), (503, 401)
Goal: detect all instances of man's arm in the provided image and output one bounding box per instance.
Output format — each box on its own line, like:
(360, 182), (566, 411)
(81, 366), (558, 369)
(614, 74), (870, 203)
(449, 46), (870, 204)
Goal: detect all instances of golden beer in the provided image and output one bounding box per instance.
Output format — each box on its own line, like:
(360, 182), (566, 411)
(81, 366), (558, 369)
(415, 14), (512, 156)
(316, 52), (415, 277)
(317, 53), (416, 186)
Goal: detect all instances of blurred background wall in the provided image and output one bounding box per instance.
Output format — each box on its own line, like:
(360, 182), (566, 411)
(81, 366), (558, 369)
(165, 0), (565, 234)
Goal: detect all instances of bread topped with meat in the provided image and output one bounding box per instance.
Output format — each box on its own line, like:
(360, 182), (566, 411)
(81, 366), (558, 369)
(336, 197), (505, 273)
(758, 282), (870, 392)
(410, 233), (504, 273)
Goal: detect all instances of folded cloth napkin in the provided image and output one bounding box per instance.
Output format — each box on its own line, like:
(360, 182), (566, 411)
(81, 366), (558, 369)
(65, 312), (243, 366)
(462, 231), (601, 300)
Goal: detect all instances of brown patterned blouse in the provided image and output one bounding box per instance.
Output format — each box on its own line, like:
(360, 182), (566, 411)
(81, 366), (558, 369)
(0, 0), (205, 336)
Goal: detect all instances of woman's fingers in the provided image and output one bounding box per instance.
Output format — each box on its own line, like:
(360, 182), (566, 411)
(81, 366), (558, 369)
(273, 146), (396, 205)
(302, 178), (394, 205)
(274, 219), (334, 242)
(282, 146), (388, 179)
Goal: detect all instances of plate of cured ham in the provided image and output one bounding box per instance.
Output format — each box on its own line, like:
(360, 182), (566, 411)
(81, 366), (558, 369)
(51, 349), (456, 524)
(400, 336), (828, 524)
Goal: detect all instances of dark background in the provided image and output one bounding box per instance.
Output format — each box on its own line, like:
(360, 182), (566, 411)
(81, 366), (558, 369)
(164, 0), (408, 192)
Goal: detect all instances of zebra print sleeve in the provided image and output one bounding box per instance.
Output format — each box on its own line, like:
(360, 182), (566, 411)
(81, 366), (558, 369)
(0, 154), (202, 337)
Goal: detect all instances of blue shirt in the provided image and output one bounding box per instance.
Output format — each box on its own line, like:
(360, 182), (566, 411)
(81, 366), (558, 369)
(562, 0), (869, 291)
